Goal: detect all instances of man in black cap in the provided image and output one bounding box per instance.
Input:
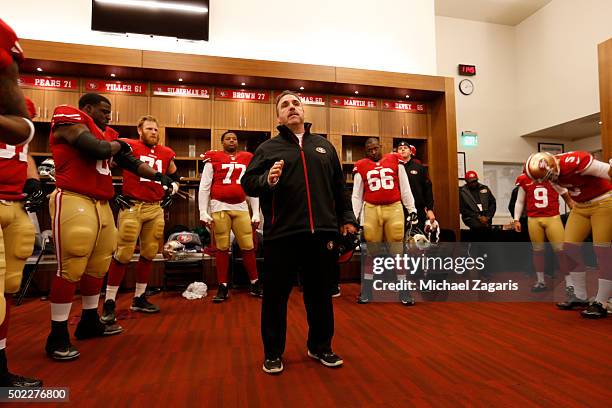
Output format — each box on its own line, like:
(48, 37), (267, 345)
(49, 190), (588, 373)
(397, 141), (437, 233)
(459, 170), (496, 242)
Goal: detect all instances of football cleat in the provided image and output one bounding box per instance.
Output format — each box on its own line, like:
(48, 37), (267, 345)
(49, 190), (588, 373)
(75, 315), (123, 340)
(249, 280), (263, 298)
(531, 282), (547, 292)
(580, 302), (608, 319)
(556, 286), (589, 310)
(100, 299), (117, 324)
(131, 294), (160, 313)
(213, 284), (229, 303)
(399, 291), (415, 306)
(0, 373), (43, 387)
(45, 322), (80, 361)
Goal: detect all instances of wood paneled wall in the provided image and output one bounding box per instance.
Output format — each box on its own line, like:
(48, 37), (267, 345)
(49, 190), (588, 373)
(20, 39), (460, 237)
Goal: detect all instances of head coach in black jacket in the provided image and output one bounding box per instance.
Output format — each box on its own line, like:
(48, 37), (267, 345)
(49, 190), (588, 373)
(242, 90), (358, 375)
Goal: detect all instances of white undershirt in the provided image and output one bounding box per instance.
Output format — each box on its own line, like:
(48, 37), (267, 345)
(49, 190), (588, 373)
(295, 133), (304, 147)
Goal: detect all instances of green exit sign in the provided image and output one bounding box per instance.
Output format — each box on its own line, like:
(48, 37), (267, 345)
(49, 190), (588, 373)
(461, 131), (478, 147)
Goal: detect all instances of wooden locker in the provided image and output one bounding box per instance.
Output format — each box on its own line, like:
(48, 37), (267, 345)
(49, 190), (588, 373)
(354, 109), (379, 136)
(303, 105), (328, 134)
(114, 94), (148, 125)
(150, 97), (182, 128)
(242, 102), (271, 131)
(182, 99), (211, 129)
(330, 108), (354, 134)
(21, 88), (45, 121)
(213, 100), (242, 130)
(380, 111), (405, 137)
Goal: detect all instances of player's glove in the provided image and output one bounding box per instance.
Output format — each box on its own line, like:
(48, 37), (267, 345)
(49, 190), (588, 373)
(23, 178), (46, 212)
(160, 192), (173, 209)
(113, 193), (134, 210)
(154, 172), (179, 195)
(116, 139), (132, 155)
(407, 212), (419, 225)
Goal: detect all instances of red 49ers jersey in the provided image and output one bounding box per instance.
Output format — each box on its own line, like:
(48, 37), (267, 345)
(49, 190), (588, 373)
(0, 142), (28, 200)
(353, 153), (401, 205)
(555, 151), (612, 203)
(202, 150), (252, 204)
(50, 105), (118, 200)
(515, 173), (559, 217)
(121, 139), (175, 202)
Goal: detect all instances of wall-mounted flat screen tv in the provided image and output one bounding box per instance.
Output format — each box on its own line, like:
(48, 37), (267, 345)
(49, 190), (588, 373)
(91, 0), (209, 41)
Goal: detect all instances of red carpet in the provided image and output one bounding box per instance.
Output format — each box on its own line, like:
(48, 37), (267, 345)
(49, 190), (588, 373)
(5, 284), (612, 407)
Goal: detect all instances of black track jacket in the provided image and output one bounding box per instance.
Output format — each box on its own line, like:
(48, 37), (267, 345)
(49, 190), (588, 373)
(241, 123), (357, 241)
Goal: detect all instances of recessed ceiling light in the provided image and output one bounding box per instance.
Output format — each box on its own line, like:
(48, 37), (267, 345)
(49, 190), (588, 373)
(36, 67), (43, 72)
(354, 91), (359, 95)
(178, 78), (183, 82)
(299, 86), (304, 91)
(110, 73), (116, 77)
(241, 82), (246, 86)
(405, 94), (410, 99)
(599, 121), (603, 125)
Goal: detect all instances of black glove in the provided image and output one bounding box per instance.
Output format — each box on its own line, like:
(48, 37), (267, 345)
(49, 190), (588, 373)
(23, 178), (46, 213)
(160, 192), (173, 209)
(115, 139), (132, 156)
(113, 193), (135, 210)
(154, 172), (178, 194)
(408, 212), (419, 225)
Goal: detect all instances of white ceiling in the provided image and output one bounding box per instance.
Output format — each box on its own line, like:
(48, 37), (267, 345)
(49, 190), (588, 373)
(522, 113), (602, 141)
(435, 0), (552, 26)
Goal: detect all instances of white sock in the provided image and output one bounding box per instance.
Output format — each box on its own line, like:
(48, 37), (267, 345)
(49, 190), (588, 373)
(565, 275), (573, 288)
(570, 272), (587, 300)
(594, 279), (612, 304)
(0, 338), (6, 350)
(81, 294), (100, 310)
(134, 283), (147, 298)
(536, 272), (545, 284)
(106, 285), (119, 302)
(51, 302), (72, 321)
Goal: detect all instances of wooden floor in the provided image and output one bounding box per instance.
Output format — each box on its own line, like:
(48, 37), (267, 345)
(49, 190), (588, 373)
(5, 284), (612, 408)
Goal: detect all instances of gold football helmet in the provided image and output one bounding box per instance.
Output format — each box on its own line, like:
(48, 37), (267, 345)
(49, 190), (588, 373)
(162, 240), (187, 260)
(525, 152), (559, 182)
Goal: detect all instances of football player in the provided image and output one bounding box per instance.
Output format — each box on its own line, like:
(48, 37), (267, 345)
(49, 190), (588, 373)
(352, 138), (417, 305)
(45, 93), (177, 361)
(0, 18), (34, 146)
(101, 115), (179, 324)
(525, 151), (612, 318)
(513, 172), (574, 291)
(0, 18), (44, 387)
(199, 131), (261, 302)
